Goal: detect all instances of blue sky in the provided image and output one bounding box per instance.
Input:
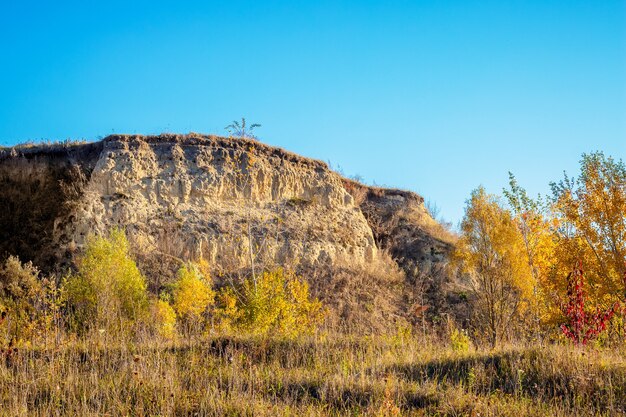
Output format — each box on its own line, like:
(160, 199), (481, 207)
(1, 1), (624, 224)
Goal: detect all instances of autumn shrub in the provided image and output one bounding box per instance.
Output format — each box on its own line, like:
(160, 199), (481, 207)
(560, 262), (618, 346)
(0, 256), (43, 346)
(62, 228), (148, 336)
(450, 328), (471, 352)
(214, 286), (241, 332)
(216, 269), (324, 338)
(171, 260), (214, 334)
(151, 298), (177, 340)
(60, 270), (96, 335)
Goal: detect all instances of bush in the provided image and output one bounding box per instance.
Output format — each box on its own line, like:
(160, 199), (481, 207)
(172, 261), (214, 333)
(61, 272), (97, 335)
(152, 298), (177, 340)
(62, 229), (148, 336)
(450, 328), (471, 352)
(217, 269), (324, 338)
(0, 256), (43, 345)
(214, 286), (241, 332)
(560, 262), (617, 346)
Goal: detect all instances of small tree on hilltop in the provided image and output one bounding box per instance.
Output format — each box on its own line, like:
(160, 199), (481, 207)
(225, 117), (261, 140)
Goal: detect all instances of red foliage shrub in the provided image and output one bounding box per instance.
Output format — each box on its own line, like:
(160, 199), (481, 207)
(560, 261), (619, 345)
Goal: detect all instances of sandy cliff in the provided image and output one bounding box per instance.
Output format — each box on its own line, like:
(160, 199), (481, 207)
(0, 135), (382, 270)
(0, 134), (456, 328)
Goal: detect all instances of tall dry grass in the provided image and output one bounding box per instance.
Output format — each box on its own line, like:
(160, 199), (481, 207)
(1, 333), (625, 416)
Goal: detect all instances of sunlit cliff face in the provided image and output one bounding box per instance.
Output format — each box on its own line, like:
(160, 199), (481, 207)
(0, 134), (451, 284)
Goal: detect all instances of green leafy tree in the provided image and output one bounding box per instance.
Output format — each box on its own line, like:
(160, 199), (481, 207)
(504, 173), (558, 333)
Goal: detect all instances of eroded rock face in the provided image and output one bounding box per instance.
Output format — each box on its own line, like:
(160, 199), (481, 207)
(0, 134), (378, 274)
(0, 142), (103, 268)
(0, 134), (460, 329)
(343, 179), (456, 319)
(343, 180), (453, 271)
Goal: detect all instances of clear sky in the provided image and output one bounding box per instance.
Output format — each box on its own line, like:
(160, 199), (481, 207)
(1, 1), (624, 224)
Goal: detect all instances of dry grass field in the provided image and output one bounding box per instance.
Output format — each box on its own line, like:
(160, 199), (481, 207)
(1, 334), (625, 416)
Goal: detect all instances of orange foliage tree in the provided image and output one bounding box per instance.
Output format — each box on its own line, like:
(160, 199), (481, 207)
(550, 153), (626, 327)
(455, 187), (534, 348)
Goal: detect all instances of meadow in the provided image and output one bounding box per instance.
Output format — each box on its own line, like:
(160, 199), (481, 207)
(1, 334), (625, 416)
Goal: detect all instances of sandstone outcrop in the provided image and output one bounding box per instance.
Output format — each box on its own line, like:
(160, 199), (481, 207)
(1, 135), (381, 271)
(0, 134), (456, 327)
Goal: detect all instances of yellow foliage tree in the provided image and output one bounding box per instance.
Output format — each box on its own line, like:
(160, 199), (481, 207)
(550, 152), (626, 312)
(504, 173), (559, 329)
(62, 228), (148, 336)
(152, 298), (177, 340)
(216, 269), (324, 338)
(172, 261), (214, 333)
(455, 187), (534, 348)
(214, 287), (241, 332)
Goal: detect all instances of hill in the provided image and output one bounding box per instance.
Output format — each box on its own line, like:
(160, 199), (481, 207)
(0, 134), (456, 330)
